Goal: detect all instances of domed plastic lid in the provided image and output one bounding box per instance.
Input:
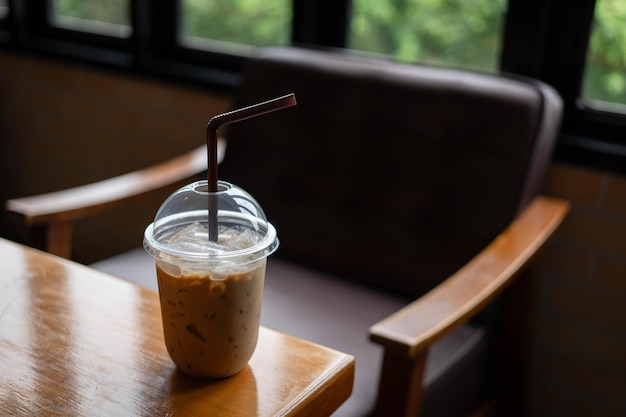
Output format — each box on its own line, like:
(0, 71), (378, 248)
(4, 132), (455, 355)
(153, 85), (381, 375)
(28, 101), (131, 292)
(144, 180), (278, 266)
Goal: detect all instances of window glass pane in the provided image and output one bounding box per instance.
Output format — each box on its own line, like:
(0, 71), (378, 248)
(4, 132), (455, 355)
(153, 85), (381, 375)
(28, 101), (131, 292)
(0, 0), (8, 19)
(180, 0), (291, 53)
(52, 0), (131, 38)
(349, 0), (506, 72)
(582, 0), (626, 108)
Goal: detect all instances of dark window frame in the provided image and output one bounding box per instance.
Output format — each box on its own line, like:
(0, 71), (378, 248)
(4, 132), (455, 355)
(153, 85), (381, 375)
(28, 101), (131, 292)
(503, 0), (626, 173)
(1, 0), (624, 174)
(3, 0), (134, 66)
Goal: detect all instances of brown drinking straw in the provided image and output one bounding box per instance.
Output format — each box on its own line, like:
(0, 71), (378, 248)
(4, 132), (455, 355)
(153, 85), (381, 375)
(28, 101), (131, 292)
(206, 93), (297, 241)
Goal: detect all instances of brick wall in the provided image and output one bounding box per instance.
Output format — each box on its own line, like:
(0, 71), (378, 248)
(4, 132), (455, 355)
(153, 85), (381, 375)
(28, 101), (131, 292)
(529, 164), (626, 416)
(0, 51), (624, 416)
(0, 51), (231, 262)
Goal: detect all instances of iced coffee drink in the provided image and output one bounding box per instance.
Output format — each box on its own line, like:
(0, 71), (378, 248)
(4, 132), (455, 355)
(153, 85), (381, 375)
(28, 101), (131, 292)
(144, 180), (278, 378)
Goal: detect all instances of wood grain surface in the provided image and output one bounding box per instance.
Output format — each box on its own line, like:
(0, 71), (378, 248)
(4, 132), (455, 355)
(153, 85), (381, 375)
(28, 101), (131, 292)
(0, 238), (354, 417)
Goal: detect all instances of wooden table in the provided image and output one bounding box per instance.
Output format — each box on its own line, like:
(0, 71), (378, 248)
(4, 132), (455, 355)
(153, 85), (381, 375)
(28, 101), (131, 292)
(0, 237), (354, 416)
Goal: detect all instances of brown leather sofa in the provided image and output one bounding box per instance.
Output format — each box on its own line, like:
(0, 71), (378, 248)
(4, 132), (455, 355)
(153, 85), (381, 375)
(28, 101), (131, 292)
(7, 46), (569, 417)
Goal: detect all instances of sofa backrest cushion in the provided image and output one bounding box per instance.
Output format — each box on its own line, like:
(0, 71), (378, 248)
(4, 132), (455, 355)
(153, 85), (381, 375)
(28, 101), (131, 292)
(220, 47), (562, 297)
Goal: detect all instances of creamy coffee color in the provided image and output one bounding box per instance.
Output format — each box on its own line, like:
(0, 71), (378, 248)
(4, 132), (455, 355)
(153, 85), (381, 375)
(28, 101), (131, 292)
(156, 258), (265, 378)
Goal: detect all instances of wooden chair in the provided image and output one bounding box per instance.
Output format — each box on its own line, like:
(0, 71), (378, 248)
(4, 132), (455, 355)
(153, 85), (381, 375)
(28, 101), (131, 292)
(5, 47), (569, 417)
(5, 139), (224, 259)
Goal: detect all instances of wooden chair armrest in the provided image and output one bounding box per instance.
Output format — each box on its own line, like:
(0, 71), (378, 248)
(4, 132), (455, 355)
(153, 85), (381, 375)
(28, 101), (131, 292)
(5, 140), (224, 258)
(369, 195), (570, 357)
(6, 140), (224, 226)
(369, 195), (569, 416)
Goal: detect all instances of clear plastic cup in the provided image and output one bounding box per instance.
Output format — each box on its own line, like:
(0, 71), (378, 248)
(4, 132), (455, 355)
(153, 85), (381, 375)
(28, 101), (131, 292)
(143, 180), (278, 378)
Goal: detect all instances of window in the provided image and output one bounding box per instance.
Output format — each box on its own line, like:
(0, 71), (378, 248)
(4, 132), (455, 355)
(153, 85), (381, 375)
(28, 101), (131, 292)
(1, 0), (626, 174)
(0, 0), (8, 20)
(180, 0), (291, 54)
(51, 0), (131, 38)
(581, 0), (626, 108)
(349, 0), (507, 71)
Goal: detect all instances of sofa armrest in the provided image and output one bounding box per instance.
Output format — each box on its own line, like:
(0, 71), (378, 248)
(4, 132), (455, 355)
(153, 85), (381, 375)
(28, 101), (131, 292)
(5, 140), (225, 257)
(369, 195), (570, 357)
(368, 195), (569, 416)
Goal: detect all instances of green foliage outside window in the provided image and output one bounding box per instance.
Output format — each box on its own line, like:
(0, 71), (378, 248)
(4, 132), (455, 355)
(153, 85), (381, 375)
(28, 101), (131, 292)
(54, 0), (129, 26)
(583, 0), (626, 106)
(181, 0), (290, 48)
(349, 0), (507, 72)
